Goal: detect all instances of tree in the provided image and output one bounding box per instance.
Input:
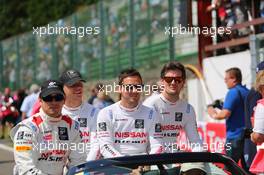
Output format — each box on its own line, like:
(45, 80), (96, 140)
(0, 0), (98, 40)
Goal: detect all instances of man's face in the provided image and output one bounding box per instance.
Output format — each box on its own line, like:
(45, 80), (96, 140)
(40, 93), (65, 117)
(63, 81), (83, 100)
(120, 76), (143, 105)
(224, 72), (236, 89)
(161, 70), (185, 96)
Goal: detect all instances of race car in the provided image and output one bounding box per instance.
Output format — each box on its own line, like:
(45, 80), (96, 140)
(67, 152), (249, 175)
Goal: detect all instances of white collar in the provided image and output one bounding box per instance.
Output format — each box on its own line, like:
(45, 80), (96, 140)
(118, 101), (140, 112)
(160, 94), (178, 105)
(63, 103), (83, 111)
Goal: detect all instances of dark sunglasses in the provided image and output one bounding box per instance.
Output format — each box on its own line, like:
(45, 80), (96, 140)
(163, 77), (183, 84)
(42, 94), (64, 102)
(122, 84), (144, 92)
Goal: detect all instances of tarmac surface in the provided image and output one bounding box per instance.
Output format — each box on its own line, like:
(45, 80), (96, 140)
(0, 138), (14, 175)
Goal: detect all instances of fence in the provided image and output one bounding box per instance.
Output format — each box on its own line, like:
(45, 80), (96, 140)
(0, 0), (198, 90)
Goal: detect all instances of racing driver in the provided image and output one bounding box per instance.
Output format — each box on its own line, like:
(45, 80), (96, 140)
(10, 80), (86, 175)
(143, 61), (203, 152)
(97, 68), (164, 158)
(60, 69), (100, 160)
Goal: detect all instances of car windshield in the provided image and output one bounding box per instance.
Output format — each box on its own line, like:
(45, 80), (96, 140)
(68, 153), (247, 175)
(72, 163), (230, 175)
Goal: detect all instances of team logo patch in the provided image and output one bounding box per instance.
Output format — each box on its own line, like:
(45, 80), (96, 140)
(98, 122), (107, 131)
(155, 123), (162, 132)
(17, 131), (24, 140)
(175, 112), (183, 121)
(78, 118), (87, 127)
(135, 119), (144, 129)
(58, 127), (69, 140)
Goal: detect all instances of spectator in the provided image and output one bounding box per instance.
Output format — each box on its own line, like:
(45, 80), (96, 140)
(60, 69), (100, 161)
(10, 80), (86, 175)
(88, 83), (103, 104)
(92, 91), (114, 110)
(20, 84), (39, 120)
(243, 61), (264, 170)
(0, 87), (18, 139)
(97, 68), (163, 158)
(207, 0), (249, 52)
(249, 70), (264, 174)
(207, 67), (249, 170)
(13, 89), (27, 124)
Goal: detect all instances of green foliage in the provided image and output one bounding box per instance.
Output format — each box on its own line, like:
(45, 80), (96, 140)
(0, 0), (98, 40)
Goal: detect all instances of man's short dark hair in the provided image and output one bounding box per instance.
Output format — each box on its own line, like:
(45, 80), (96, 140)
(226, 67), (242, 84)
(160, 61), (186, 79)
(118, 68), (142, 85)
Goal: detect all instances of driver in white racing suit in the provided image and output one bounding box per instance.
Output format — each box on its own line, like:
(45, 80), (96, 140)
(143, 61), (203, 153)
(60, 69), (100, 161)
(10, 80), (86, 175)
(97, 68), (164, 158)
(144, 61), (205, 173)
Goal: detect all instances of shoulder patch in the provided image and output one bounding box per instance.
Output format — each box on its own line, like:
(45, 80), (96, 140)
(90, 107), (96, 117)
(186, 104), (191, 114)
(148, 109), (154, 119)
(28, 122), (38, 132)
(109, 109), (113, 120)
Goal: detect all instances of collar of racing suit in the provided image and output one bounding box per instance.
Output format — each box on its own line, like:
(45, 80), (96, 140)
(160, 94), (178, 105)
(118, 101), (140, 112)
(39, 108), (62, 122)
(63, 103), (83, 112)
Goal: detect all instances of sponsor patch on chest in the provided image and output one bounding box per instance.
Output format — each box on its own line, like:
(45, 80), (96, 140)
(58, 127), (69, 140)
(135, 119), (144, 129)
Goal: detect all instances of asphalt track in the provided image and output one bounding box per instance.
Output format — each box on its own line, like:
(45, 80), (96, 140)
(0, 140), (14, 175)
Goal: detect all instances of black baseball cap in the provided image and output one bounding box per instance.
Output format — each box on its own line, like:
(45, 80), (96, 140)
(39, 80), (65, 98)
(59, 69), (86, 86)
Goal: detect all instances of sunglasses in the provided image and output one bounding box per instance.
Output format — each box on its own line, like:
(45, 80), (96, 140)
(122, 84), (144, 92)
(163, 77), (183, 84)
(42, 94), (64, 102)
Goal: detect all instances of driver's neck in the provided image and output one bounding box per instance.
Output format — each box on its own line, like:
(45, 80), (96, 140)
(162, 92), (179, 103)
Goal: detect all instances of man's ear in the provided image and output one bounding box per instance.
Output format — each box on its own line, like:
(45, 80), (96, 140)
(232, 78), (237, 84)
